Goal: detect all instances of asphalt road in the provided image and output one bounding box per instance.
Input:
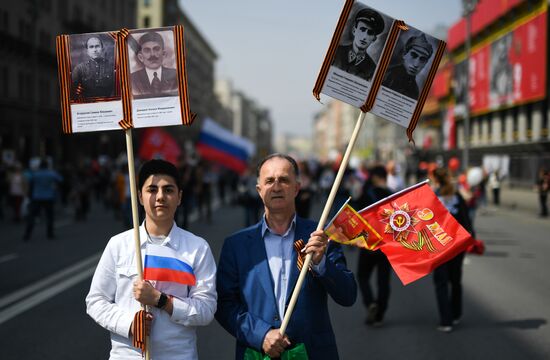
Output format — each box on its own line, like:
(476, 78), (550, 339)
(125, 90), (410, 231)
(1, 199), (549, 359)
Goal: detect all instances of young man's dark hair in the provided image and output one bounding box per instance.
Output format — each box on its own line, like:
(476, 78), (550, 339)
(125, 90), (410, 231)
(138, 159), (181, 190)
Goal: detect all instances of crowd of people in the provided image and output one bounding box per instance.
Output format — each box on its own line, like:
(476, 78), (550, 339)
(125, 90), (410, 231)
(1, 151), (548, 358)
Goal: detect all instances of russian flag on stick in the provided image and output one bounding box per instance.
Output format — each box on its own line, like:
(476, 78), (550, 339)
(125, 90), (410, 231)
(196, 118), (255, 175)
(144, 244), (196, 286)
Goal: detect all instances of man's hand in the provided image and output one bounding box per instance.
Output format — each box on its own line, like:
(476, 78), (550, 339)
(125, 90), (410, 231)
(262, 329), (290, 358)
(133, 279), (161, 307)
(304, 229), (329, 265)
(129, 312), (153, 337)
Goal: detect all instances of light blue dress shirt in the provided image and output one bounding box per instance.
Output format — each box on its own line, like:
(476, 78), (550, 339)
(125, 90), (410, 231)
(261, 215), (326, 319)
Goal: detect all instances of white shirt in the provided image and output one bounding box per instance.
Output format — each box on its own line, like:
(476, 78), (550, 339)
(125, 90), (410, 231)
(86, 222), (217, 360)
(145, 66), (163, 85)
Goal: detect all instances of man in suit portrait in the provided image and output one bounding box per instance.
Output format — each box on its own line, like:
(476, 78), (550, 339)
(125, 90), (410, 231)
(216, 153), (357, 359)
(382, 33), (434, 100)
(131, 31), (178, 97)
(71, 35), (115, 100)
(332, 7), (385, 81)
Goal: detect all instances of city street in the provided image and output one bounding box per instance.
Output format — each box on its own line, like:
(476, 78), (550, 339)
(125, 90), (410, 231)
(1, 196), (549, 359)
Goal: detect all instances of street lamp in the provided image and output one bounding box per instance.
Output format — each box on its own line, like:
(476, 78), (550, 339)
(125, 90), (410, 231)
(462, 0), (477, 171)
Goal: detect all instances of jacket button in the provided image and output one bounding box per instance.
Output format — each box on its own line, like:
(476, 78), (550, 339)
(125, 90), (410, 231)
(274, 316), (279, 321)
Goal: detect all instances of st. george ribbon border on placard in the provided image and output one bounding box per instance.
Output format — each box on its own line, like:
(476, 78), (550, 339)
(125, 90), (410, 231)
(406, 39), (446, 142)
(312, 0), (355, 103)
(56, 25), (196, 134)
(311, 0), (447, 143)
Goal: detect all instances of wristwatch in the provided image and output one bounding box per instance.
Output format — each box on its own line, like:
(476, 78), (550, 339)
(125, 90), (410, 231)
(156, 292), (168, 309)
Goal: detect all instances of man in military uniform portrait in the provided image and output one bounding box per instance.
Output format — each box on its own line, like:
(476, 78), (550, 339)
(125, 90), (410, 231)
(332, 7), (385, 81)
(71, 35), (115, 101)
(382, 33), (434, 100)
(130, 31), (178, 98)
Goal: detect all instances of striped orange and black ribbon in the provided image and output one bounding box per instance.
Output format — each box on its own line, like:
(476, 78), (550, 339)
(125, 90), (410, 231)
(173, 25), (196, 126)
(55, 35), (73, 134)
(294, 239), (306, 271)
(406, 39), (447, 143)
(109, 31), (122, 100)
(312, 0), (355, 101)
(361, 20), (409, 113)
(132, 309), (147, 355)
(117, 28), (134, 130)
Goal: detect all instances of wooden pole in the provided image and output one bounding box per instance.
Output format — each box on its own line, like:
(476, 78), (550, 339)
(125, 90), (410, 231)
(280, 111), (366, 335)
(125, 129), (150, 360)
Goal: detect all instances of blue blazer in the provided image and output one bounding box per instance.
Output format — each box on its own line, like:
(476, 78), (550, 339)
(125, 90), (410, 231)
(215, 217), (357, 359)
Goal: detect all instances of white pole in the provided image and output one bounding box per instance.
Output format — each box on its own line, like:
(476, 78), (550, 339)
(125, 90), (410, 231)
(280, 111), (366, 334)
(124, 129), (150, 360)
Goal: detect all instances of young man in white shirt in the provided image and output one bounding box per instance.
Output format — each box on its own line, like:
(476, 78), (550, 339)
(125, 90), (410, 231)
(86, 159), (217, 359)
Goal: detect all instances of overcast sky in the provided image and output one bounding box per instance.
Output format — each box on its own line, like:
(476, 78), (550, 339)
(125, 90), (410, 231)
(179, 1), (462, 138)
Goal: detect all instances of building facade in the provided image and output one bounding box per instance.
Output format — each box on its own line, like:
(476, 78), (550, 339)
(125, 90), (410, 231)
(215, 78), (273, 161)
(0, 0), (137, 165)
(424, 0), (550, 186)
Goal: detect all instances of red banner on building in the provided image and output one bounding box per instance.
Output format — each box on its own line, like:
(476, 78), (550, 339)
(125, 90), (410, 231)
(447, 0), (524, 51)
(455, 11), (546, 115)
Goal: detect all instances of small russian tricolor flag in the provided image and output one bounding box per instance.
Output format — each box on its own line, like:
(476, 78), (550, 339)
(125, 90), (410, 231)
(144, 244), (196, 286)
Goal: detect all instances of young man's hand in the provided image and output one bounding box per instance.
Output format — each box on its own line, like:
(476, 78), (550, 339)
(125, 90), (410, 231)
(133, 279), (161, 307)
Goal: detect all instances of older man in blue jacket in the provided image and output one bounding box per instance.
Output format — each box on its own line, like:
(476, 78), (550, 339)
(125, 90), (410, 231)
(216, 154), (357, 359)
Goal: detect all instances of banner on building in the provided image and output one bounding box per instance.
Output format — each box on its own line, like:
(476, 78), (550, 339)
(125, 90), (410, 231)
(454, 10), (547, 116)
(56, 26), (194, 134)
(313, 0), (446, 141)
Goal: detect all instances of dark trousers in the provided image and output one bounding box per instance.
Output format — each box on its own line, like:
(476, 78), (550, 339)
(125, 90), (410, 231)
(492, 188), (500, 205)
(357, 250), (391, 321)
(539, 193), (548, 216)
(24, 200), (55, 239)
(433, 252), (465, 326)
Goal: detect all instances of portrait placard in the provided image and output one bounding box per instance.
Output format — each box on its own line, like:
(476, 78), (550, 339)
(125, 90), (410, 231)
(121, 26), (193, 129)
(57, 31), (123, 133)
(313, 0), (446, 140)
(320, 2), (394, 108)
(370, 26), (441, 128)
(56, 26), (193, 134)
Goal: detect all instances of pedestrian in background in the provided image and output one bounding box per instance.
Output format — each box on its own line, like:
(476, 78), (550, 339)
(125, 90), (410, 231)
(355, 164), (393, 327)
(8, 163), (27, 222)
(535, 167), (549, 217)
(429, 167), (475, 333)
(23, 160), (63, 241)
(488, 170), (501, 206)
(295, 160), (314, 218)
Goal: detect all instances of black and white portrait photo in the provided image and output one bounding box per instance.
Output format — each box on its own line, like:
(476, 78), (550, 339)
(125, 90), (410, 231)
(128, 29), (179, 99)
(382, 28), (438, 100)
(69, 32), (117, 102)
(332, 4), (391, 82)
(490, 33), (513, 106)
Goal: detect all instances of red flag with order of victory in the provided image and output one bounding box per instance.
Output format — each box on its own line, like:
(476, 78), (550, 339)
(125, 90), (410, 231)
(357, 181), (473, 285)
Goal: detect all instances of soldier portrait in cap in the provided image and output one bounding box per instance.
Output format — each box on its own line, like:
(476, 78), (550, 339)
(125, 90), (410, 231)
(382, 30), (436, 100)
(129, 30), (179, 98)
(332, 5), (386, 81)
(70, 33), (117, 102)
